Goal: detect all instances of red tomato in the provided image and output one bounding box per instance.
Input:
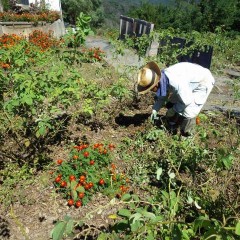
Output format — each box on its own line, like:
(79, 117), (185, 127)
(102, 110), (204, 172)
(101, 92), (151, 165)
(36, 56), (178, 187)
(60, 181), (67, 187)
(108, 143), (115, 150)
(103, 149), (107, 154)
(68, 199), (74, 206)
(83, 151), (89, 158)
(89, 160), (95, 165)
(93, 143), (99, 149)
(55, 176), (61, 183)
(75, 200), (82, 208)
(73, 155), (78, 159)
(99, 179), (105, 185)
(78, 192), (84, 199)
(83, 144), (88, 149)
(89, 182), (94, 188)
(69, 175), (76, 181)
(79, 175), (86, 182)
(196, 116), (200, 125)
(57, 159), (63, 165)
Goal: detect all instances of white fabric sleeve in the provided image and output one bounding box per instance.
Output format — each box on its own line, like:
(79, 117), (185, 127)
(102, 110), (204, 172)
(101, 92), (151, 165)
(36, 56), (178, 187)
(172, 81), (193, 114)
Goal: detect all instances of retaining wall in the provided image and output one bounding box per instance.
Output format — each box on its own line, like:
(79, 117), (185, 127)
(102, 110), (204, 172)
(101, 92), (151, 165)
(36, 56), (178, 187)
(0, 19), (66, 38)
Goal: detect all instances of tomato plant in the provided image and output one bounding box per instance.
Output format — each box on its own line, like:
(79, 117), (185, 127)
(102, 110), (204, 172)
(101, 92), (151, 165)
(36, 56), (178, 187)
(53, 142), (130, 207)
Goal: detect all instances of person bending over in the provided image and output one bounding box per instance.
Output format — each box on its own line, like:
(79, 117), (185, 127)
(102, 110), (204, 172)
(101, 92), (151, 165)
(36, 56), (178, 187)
(136, 61), (215, 136)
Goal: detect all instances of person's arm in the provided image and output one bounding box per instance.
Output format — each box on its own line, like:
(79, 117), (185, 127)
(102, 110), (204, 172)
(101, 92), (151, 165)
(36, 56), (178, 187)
(150, 96), (166, 122)
(153, 96), (166, 112)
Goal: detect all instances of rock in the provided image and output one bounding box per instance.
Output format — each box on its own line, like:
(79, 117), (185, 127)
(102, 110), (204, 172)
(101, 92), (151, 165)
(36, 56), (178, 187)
(225, 69), (240, 77)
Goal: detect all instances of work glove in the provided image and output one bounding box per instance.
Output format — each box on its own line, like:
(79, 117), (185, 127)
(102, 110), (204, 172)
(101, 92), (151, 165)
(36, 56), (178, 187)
(150, 110), (159, 123)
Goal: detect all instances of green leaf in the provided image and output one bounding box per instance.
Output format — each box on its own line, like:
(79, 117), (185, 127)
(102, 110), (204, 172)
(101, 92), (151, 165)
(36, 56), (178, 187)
(222, 154), (234, 169)
(193, 216), (211, 232)
(146, 235), (155, 240)
(71, 189), (78, 201)
(38, 126), (46, 136)
(121, 193), (131, 201)
(132, 194), (140, 201)
(142, 211), (156, 220)
(65, 219), (74, 236)
(24, 96), (33, 105)
(161, 190), (169, 199)
(51, 221), (67, 240)
(75, 186), (85, 192)
(70, 180), (77, 190)
(156, 167), (163, 180)
(118, 209), (131, 218)
(130, 213), (143, 224)
(97, 233), (109, 240)
(236, 221), (240, 236)
(130, 220), (142, 232)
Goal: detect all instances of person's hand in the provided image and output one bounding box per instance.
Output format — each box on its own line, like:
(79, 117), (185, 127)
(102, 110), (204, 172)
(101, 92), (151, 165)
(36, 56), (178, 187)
(150, 110), (159, 122)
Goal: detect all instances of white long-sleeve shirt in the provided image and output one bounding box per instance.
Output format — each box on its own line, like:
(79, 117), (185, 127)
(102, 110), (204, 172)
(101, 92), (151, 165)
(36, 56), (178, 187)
(153, 62), (215, 118)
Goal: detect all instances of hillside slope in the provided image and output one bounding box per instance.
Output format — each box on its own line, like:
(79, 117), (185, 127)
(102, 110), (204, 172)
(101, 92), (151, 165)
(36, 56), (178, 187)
(102, 0), (168, 28)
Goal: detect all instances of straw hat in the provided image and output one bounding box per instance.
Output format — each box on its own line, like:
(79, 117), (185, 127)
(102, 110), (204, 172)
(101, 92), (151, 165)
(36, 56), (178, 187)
(136, 61), (161, 94)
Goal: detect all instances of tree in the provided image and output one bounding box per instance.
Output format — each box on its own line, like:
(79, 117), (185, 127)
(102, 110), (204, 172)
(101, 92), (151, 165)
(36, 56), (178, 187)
(128, 0), (240, 33)
(198, 0), (239, 32)
(61, 0), (104, 28)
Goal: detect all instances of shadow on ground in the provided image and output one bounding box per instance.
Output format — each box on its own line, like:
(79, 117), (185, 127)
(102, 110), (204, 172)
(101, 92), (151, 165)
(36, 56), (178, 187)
(115, 113), (150, 127)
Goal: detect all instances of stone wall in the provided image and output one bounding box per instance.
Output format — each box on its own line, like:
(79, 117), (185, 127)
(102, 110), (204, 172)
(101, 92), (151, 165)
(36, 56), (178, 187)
(0, 19), (66, 38)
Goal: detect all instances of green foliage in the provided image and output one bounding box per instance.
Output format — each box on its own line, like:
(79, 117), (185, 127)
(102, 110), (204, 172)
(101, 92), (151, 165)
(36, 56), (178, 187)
(150, 28), (239, 70)
(128, 0), (240, 33)
(105, 112), (239, 239)
(0, 162), (34, 207)
(0, 33), (114, 168)
(1, 0), (10, 11)
(61, 0), (104, 27)
(63, 12), (93, 48)
(110, 77), (133, 102)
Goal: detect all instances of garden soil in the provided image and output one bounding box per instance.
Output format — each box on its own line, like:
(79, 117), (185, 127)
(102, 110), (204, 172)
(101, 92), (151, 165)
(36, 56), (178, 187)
(0, 35), (240, 240)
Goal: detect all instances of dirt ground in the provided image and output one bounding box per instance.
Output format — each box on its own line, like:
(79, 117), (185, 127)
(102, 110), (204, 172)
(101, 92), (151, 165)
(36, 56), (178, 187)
(0, 95), (152, 240)
(0, 40), (240, 240)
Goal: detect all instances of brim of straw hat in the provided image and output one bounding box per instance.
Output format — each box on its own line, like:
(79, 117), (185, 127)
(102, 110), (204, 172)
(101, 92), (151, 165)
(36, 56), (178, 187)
(137, 61), (161, 94)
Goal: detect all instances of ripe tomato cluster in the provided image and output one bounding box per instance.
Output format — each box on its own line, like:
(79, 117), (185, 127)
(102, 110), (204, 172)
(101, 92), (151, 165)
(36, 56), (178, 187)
(53, 142), (130, 208)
